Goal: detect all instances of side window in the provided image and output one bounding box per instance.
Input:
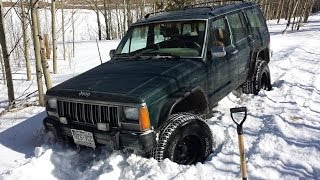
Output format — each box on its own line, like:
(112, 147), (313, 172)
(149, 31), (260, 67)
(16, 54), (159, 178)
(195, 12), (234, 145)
(227, 13), (247, 42)
(154, 24), (165, 44)
(246, 8), (267, 32)
(211, 18), (231, 47)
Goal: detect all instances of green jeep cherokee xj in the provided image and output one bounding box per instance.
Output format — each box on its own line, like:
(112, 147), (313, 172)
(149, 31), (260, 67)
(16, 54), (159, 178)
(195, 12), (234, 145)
(43, 1), (272, 165)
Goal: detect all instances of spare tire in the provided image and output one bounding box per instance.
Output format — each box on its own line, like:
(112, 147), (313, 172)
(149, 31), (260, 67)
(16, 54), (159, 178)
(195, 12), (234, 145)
(152, 113), (213, 165)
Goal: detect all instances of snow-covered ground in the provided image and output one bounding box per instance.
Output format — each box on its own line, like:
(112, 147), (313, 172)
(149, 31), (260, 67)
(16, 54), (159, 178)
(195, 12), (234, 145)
(1, 13), (320, 179)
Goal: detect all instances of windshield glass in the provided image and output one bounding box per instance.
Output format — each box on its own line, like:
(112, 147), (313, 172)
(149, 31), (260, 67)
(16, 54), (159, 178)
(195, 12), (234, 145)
(115, 20), (207, 58)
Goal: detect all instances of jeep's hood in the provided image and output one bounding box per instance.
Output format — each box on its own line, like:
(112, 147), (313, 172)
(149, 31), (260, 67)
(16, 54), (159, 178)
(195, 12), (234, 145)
(47, 58), (205, 103)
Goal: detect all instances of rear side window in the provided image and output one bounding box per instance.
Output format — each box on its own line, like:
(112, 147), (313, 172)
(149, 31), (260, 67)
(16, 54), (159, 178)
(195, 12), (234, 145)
(227, 13), (247, 42)
(246, 8), (267, 31)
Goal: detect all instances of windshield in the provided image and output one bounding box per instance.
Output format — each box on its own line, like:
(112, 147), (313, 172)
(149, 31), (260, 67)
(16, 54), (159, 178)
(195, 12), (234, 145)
(115, 20), (207, 58)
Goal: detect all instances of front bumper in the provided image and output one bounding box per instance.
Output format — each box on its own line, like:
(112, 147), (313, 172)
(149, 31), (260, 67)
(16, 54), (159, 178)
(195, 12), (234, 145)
(43, 117), (156, 153)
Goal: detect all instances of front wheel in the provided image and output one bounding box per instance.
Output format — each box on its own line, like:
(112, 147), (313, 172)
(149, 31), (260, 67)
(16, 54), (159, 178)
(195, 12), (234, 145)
(152, 113), (213, 165)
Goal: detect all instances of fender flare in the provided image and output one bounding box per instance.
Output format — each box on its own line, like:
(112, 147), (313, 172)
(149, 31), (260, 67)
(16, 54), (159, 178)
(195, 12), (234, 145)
(248, 48), (269, 79)
(155, 87), (209, 129)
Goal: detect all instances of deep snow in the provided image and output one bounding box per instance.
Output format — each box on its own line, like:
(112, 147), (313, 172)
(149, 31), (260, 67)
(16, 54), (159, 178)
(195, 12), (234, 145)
(1, 13), (320, 180)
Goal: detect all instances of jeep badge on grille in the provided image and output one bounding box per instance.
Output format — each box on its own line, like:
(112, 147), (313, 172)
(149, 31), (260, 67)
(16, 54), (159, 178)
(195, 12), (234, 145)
(79, 91), (90, 97)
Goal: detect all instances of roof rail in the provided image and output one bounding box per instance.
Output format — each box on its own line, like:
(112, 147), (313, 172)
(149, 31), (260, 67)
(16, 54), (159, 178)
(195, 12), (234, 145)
(144, 0), (246, 19)
(184, 0), (245, 8)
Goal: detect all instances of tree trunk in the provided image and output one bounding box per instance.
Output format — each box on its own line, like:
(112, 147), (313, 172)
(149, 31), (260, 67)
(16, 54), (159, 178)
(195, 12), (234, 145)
(116, 2), (121, 39)
(51, 0), (57, 74)
(126, 0), (132, 28)
(72, 0), (75, 57)
(107, 0), (112, 39)
(123, 0), (126, 35)
(283, 0), (299, 34)
(0, 48), (6, 85)
(297, 0), (309, 30)
(285, 0), (292, 20)
(61, 0), (66, 60)
(30, 0), (45, 106)
(140, 0), (145, 19)
(21, 0), (31, 81)
(44, 34), (51, 59)
(103, 0), (110, 40)
(96, 9), (102, 40)
(266, 1), (271, 20)
(0, 0), (15, 108)
(277, 0), (285, 23)
(39, 36), (52, 90)
(291, 0), (300, 31)
(304, 0), (315, 22)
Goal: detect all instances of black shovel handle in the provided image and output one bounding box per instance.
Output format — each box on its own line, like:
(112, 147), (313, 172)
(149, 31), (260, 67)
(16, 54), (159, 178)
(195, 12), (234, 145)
(230, 107), (247, 135)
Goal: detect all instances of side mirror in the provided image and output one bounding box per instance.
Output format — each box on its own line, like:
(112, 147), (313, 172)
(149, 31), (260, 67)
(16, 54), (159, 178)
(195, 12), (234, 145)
(211, 46), (226, 58)
(109, 49), (116, 58)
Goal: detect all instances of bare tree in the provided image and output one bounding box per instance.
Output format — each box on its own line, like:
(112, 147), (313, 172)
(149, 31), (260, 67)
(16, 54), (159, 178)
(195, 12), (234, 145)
(0, 0), (15, 108)
(283, 0), (299, 34)
(115, 2), (122, 38)
(103, 0), (110, 40)
(277, 0), (285, 23)
(40, 36), (52, 89)
(61, 0), (66, 60)
(30, 0), (45, 106)
(96, 3), (102, 40)
(123, 0), (127, 35)
(0, 48), (6, 85)
(21, 0), (31, 81)
(304, 0), (315, 22)
(72, 0), (75, 57)
(52, 0), (57, 73)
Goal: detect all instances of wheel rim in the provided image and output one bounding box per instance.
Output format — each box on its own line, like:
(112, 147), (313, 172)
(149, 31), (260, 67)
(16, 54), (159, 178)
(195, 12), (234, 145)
(173, 135), (202, 165)
(261, 72), (269, 90)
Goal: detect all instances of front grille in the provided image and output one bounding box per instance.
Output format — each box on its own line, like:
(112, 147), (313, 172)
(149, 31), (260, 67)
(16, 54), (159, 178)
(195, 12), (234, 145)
(57, 100), (120, 127)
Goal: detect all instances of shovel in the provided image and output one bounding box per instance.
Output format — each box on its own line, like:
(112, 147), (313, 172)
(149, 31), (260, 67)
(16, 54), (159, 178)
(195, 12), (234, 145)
(230, 107), (248, 180)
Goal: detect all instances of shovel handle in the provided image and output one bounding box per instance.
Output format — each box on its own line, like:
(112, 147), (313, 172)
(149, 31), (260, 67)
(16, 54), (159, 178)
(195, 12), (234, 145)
(230, 107), (247, 135)
(230, 107), (247, 126)
(238, 134), (248, 180)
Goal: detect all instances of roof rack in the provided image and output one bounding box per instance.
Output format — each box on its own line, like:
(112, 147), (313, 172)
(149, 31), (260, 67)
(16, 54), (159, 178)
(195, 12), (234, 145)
(144, 0), (246, 19)
(184, 0), (245, 8)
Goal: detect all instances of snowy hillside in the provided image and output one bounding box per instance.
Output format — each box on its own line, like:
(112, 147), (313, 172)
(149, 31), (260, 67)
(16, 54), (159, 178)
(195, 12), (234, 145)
(1, 13), (320, 179)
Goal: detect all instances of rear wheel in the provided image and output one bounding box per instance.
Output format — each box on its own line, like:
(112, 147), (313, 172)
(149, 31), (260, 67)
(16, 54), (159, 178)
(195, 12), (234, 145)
(243, 59), (272, 95)
(152, 113), (213, 165)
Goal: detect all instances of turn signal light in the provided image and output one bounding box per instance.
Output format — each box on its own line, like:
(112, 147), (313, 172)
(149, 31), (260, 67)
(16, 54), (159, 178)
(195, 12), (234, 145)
(139, 107), (151, 131)
(59, 117), (68, 124)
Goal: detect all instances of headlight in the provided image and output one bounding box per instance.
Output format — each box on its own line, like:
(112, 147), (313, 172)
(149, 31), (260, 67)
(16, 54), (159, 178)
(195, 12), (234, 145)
(47, 98), (57, 109)
(124, 107), (139, 120)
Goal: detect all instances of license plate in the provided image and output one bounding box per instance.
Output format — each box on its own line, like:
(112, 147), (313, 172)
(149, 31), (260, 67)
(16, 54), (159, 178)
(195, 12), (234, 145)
(71, 129), (96, 148)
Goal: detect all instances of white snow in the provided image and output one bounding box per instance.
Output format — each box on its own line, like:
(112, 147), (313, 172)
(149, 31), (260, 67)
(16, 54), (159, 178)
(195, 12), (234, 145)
(1, 13), (320, 180)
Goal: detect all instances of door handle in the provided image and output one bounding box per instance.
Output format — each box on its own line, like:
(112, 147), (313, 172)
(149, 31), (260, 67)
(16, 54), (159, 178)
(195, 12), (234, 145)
(248, 36), (255, 44)
(231, 49), (239, 55)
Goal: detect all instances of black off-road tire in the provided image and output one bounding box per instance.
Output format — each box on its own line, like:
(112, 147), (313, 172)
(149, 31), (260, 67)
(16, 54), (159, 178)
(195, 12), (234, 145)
(152, 113), (213, 165)
(242, 59), (272, 95)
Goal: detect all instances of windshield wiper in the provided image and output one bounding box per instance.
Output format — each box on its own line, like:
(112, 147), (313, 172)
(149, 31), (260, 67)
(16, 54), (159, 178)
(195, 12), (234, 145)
(115, 51), (180, 60)
(137, 52), (180, 59)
